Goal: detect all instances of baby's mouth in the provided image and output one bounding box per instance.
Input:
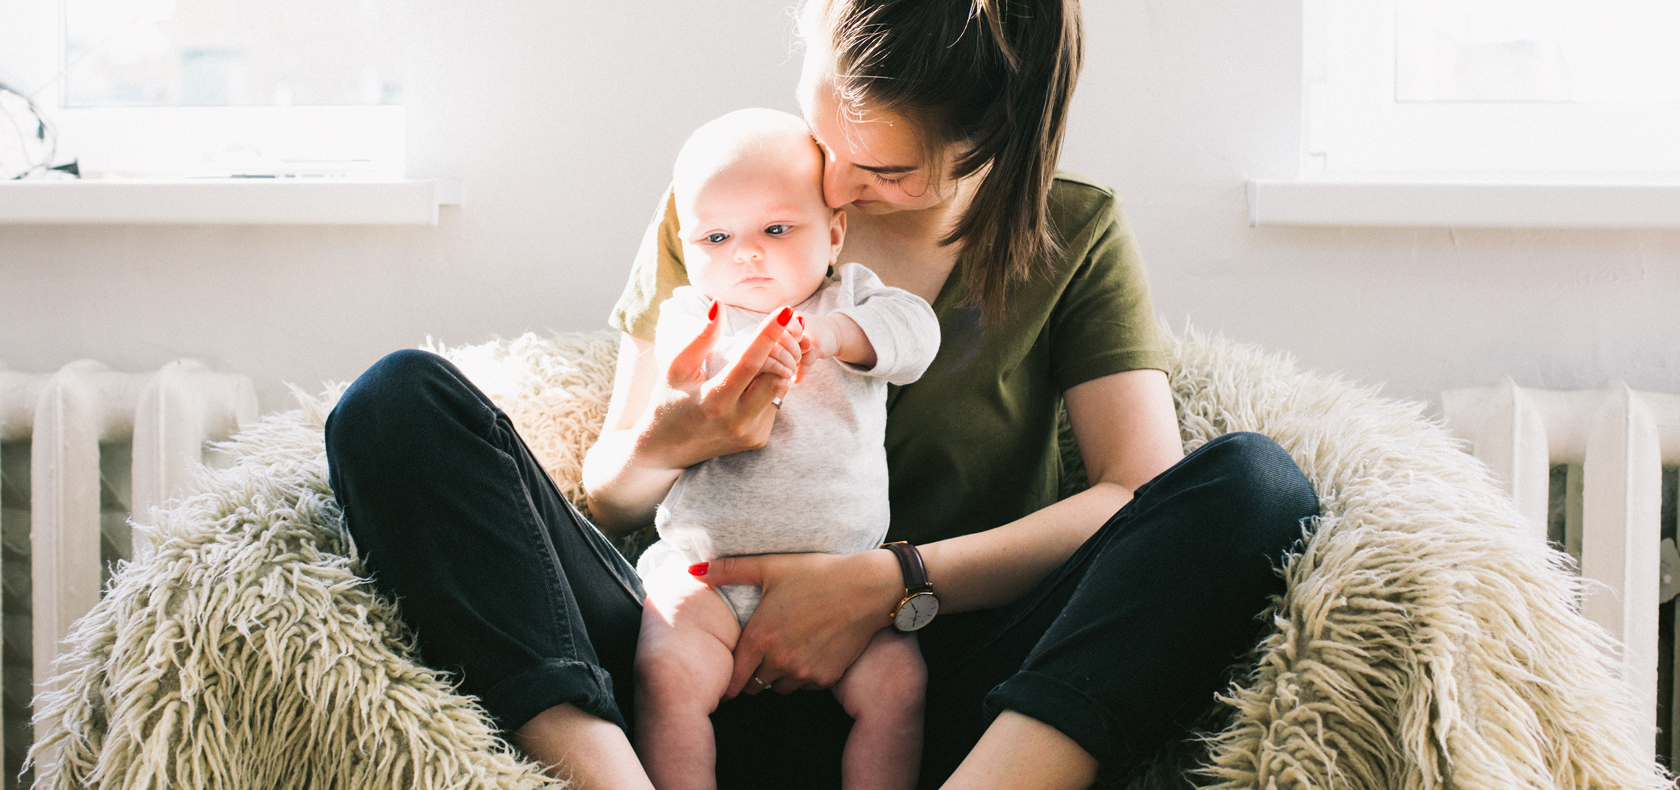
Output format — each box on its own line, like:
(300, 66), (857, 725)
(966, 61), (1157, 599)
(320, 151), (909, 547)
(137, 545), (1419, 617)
(737, 276), (774, 286)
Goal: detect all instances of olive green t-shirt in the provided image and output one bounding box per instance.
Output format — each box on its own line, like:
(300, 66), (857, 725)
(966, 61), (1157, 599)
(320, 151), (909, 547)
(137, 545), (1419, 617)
(609, 173), (1167, 545)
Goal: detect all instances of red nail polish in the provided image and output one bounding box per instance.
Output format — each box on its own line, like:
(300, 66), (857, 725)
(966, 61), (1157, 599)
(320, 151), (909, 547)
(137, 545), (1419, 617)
(688, 562), (708, 576)
(708, 301), (719, 321)
(777, 307), (793, 326)
(797, 315), (805, 329)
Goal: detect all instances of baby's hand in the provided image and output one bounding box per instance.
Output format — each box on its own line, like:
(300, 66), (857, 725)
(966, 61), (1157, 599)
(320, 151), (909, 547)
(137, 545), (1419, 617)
(793, 312), (877, 381)
(794, 314), (840, 382)
(717, 304), (804, 382)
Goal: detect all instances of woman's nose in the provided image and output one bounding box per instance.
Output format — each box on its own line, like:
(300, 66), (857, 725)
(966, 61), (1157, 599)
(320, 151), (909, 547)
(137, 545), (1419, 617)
(822, 162), (862, 209)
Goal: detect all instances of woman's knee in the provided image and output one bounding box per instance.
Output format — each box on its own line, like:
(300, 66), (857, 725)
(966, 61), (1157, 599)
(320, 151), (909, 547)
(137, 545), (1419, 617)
(1184, 432), (1319, 552)
(325, 349), (480, 460)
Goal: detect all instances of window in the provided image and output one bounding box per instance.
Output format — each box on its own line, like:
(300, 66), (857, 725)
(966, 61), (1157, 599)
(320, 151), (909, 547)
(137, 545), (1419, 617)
(1305, 0), (1680, 179)
(1, 0), (407, 179)
(63, 0), (403, 107)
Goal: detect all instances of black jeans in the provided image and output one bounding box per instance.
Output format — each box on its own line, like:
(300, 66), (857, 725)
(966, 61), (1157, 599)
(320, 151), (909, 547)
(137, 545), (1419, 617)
(324, 350), (1319, 788)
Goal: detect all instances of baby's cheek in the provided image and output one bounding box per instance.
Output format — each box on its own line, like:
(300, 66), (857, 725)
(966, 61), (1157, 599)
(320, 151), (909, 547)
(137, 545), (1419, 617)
(681, 248), (726, 296)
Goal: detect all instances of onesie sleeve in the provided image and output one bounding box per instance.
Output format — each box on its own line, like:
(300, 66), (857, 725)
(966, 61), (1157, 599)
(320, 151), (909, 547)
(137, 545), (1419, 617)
(609, 186), (691, 342)
(828, 262), (942, 386)
(652, 286), (712, 372)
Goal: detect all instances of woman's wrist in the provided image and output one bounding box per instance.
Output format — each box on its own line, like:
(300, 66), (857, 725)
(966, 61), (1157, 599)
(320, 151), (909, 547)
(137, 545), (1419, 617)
(859, 547), (909, 624)
(633, 391), (729, 472)
(629, 400), (692, 472)
(583, 394), (714, 531)
(581, 426), (682, 533)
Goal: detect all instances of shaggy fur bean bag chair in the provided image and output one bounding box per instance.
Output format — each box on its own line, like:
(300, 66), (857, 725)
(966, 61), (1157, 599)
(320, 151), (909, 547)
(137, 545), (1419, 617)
(26, 330), (1668, 789)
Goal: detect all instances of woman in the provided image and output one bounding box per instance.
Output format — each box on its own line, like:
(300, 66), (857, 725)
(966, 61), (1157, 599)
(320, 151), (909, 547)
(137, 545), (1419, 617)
(324, 1), (1319, 788)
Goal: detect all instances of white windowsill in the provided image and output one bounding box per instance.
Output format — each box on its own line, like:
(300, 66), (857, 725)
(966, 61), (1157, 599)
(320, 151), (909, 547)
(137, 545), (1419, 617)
(0, 178), (463, 226)
(1247, 179), (1680, 229)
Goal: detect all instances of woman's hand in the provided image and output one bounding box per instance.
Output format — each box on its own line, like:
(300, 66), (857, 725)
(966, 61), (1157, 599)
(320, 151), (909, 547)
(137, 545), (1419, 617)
(641, 304), (804, 468)
(582, 304), (804, 532)
(692, 549), (904, 697)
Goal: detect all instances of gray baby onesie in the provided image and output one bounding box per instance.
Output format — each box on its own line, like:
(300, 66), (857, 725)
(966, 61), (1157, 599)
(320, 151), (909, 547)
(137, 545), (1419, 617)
(636, 262), (941, 625)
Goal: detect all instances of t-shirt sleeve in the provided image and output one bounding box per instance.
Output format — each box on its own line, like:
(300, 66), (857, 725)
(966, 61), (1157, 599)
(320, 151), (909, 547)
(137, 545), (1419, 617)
(609, 186), (690, 342)
(1047, 197), (1168, 391)
(828, 262), (941, 386)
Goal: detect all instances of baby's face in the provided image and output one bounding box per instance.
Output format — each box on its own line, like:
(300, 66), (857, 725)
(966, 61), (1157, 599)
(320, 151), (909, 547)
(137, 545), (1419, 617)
(676, 145), (844, 314)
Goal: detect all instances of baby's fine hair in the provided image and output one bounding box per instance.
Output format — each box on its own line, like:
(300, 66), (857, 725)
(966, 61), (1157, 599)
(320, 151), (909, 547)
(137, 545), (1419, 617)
(671, 108), (822, 203)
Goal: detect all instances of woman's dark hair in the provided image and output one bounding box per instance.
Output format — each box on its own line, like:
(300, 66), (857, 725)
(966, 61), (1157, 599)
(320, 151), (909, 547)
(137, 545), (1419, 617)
(806, 0), (1084, 320)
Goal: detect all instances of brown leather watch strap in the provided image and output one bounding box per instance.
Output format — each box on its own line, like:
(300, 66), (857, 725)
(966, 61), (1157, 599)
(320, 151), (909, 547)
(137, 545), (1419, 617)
(882, 541), (931, 591)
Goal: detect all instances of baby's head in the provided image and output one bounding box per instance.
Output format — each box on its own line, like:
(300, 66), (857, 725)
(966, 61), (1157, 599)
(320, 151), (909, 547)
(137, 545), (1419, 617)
(673, 108), (845, 313)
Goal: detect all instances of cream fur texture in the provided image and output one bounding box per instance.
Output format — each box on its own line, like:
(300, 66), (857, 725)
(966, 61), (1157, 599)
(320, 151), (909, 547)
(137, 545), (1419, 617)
(420, 332), (620, 520)
(26, 330), (1670, 789)
(1163, 330), (1669, 790)
(26, 381), (564, 790)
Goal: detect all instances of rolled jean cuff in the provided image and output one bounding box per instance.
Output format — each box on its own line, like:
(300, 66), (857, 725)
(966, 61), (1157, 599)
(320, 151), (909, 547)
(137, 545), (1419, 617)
(982, 670), (1136, 780)
(480, 658), (625, 735)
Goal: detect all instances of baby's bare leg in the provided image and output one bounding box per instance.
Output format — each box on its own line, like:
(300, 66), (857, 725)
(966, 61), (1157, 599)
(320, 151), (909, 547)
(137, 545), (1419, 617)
(635, 571), (743, 790)
(831, 629), (926, 790)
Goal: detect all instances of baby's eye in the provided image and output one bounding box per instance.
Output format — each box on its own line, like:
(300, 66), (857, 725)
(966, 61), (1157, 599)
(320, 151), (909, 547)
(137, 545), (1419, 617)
(764, 224), (792, 236)
(703, 231), (729, 244)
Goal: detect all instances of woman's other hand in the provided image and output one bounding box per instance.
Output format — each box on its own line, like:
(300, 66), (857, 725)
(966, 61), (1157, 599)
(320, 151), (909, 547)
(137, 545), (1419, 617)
(689, 549), (903, 697)
(582, 305), (804, 532)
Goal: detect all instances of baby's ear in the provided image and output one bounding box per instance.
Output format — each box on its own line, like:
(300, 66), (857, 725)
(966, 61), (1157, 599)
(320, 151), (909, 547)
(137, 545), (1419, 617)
(829, 208), (847, 262)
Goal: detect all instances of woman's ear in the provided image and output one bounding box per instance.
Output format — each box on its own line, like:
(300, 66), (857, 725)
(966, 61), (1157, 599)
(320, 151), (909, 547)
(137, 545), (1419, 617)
(829, 208), (847, 264)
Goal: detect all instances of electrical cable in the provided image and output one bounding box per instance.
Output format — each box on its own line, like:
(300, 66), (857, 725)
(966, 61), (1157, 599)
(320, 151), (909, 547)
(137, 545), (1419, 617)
(0, 81), (79, 180)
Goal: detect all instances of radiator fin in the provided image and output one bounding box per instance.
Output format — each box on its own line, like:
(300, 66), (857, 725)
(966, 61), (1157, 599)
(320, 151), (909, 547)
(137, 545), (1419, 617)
(1446, 380), (1680, 763)
(0, 361), (254, 784)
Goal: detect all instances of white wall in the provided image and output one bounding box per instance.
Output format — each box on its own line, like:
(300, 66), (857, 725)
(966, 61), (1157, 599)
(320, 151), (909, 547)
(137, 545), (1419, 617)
(3, 0), (1677, 414)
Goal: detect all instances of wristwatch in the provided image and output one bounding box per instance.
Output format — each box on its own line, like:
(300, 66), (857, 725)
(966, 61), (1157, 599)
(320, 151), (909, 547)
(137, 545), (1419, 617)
(882, 541), (939, 632)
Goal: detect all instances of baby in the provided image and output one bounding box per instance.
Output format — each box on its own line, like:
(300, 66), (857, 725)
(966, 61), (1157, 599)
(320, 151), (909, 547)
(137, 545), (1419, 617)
(632, 108), (941, 790)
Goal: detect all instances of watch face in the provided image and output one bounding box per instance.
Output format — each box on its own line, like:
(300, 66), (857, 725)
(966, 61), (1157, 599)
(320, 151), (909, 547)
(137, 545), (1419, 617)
(894, 592), (939, 631)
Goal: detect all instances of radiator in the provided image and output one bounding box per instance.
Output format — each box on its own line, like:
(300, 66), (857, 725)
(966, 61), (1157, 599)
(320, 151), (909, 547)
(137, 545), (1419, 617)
(0, 360), (255, 785)
(1444, 377), (1680, 757)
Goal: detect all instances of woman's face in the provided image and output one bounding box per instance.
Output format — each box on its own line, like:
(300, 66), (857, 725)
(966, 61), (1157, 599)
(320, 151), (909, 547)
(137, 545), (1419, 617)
(796, 58), (958, 214)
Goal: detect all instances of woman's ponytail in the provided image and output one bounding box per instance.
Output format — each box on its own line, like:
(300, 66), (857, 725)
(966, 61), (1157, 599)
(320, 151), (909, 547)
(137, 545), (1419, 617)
(812, 0), (1084, 321)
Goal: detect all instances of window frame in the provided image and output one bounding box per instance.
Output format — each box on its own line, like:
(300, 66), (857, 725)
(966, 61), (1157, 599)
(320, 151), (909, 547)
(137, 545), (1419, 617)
(1305, 0), (1680, 180)
(1, 0), (406, 180)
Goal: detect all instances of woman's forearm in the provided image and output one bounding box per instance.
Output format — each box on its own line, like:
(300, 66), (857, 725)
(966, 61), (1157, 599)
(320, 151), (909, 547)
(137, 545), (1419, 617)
(583, 336), (680, 534)
(581, 423), (684, 536)
(917, 481), (1133, 614)
(877, 371), (1178, 618)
